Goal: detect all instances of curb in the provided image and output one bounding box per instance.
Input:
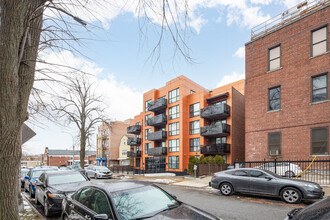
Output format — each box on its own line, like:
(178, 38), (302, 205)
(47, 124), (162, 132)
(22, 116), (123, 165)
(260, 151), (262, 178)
(21, 193), (46, 220)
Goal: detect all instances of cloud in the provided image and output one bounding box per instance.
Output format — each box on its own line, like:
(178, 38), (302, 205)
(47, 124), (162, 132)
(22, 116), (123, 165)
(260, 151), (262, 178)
(216, 72), (245, 87)
(281, 0), (301, 8)
(233, 47), (245, 58)
(250, 0), (273, 5)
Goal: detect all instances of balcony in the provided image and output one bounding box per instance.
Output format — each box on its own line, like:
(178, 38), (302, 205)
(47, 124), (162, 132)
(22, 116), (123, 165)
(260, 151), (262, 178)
(148, 147), (167, 156)
(200, 144), (230, 155)
(147, 114), (167, 127)
(148, 98), (167, 112)
(147, 131), (167, 141)
(127, 150), (141, 157)
(127, 137), (141, 146)
(200, 123), (230, 137)
(127, 125), (141, 134)
(201, 103), (230, 120)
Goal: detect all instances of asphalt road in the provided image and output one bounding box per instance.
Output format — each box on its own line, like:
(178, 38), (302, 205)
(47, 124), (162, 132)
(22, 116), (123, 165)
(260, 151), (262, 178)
(22, 179), (307, 220)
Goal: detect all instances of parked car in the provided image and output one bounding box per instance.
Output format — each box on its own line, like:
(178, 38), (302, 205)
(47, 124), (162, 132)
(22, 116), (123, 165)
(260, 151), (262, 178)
(59, 166), (71, 170)
(20, 168), (30, 188)
(256, 162), (303, 177)
(209, 168), (324, 204)
(62, 181), (221, 220)
(85, 165), (112, 179)
(284, 196), (330, 220)
(35, 170), (91, 217)
(227, 163), (245, 169)
(24, 167), (58, 198)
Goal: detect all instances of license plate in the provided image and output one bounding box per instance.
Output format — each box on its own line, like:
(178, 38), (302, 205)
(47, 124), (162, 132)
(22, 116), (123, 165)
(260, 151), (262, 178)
(105, 174), (108, 176)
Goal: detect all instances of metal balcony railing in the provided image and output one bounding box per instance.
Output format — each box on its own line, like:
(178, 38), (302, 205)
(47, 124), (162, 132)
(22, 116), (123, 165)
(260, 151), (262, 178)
(127, 137), (141, 146)
(147, 131), (167, 141)
(147, 114), (167, 127)
(148, 98), (167, 112)
(127, 125), (141, 134)
(148, 147), (167, 156)
(201, 103), (230, 120)
(127, 150), (141, 157)
(200, 144), (230, 155)
(200, 123), (230, 137)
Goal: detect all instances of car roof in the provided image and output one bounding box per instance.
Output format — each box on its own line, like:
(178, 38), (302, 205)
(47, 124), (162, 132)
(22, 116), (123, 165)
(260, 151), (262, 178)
(44, 170), (80, 176)
(32, 168), (57, 172)
(89, 180), (152, 193)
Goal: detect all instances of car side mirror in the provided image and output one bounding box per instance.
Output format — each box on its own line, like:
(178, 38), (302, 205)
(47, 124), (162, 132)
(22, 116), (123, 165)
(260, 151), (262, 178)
(265, 176), (273, 181)
(24, 176), (29, 179)
(94, 214), (108, 220)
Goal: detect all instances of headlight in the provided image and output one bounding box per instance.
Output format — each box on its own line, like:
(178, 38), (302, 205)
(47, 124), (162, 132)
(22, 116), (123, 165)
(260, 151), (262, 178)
(300, 183), (318, 188)
(48, 193), (65, 199)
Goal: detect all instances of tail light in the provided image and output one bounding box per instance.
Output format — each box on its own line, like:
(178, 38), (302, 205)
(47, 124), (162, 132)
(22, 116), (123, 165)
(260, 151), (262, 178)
(212, 174), (218, 179)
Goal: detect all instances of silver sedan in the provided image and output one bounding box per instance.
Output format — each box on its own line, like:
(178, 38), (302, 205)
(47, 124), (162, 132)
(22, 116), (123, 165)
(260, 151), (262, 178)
(84, 165), (112, 179)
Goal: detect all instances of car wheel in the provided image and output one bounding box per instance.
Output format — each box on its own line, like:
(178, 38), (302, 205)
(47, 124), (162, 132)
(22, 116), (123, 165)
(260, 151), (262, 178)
(29, 186), (34, 198)
(63, 214), (69, 220)
(220, 183), (234, 196)
(280, 187), (302, 204)
(44, 198), (52, 217)
(285, 171), (295, 178)
(94, 174), (98, 179)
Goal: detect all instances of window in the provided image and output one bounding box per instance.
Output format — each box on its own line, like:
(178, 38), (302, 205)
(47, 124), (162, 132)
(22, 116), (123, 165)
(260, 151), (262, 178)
(91, 190), (113, 219)
(158, 141), (166, 148)
(189, 138), (200, 152)
(268, 45), (281, 71)
(136, 158), (140, 167)
(268, 132), (281, 156)
(169, 122), (179, 136)
(145, 128), (151, 140)
(169, 139), (179, 152)
(250, 170), (266, 178)
(169, 156), (179, 169)
(312, 26), (327, 57)
(76, 187), (93, 208)
(189, 103), (200, 118)
(215, 137), (227, 144)
(233, 170), (249, 176)
(145, 114), (151, 126)
(215, 100), (227, 105)
(145, 100), (151, 112)
(169, 105), (179, 120)
(312, 73), (328, 102)
(136, 122), (141, 126)
(122, 150), (127, 156)
(169, 88), (179, 104)
(311, 127), (329, 155)
(189, 120), (200, 135)
(190, 90), (195, 94)
(268, 86), (281, 111)
(145, 143), (151, 154)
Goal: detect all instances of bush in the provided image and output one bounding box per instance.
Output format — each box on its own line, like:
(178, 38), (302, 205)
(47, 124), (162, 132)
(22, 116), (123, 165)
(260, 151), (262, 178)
(188, 155), (225, 175)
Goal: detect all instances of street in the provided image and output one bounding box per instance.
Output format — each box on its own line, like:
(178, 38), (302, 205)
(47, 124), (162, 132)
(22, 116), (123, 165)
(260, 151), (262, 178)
(22, 178), (307, 220)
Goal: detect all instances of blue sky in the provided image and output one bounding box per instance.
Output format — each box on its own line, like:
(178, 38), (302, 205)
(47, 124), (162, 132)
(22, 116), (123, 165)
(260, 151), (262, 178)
(24, 0), (302, 154)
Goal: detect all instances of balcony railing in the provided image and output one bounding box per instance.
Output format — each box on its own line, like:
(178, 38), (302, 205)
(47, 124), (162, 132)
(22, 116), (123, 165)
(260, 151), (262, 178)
(127, 137), (141, 146)
(200, 144), (230, 155)
(148, 147), (167, 156)
(200, 123), (230, 137)
(147, 114), (167, 127)
(148, 98), (167, 112)
(127, 125), (141, 134)
(127, 150), (141, 157)
(147, 131), (167, 141)
(201, 103), (230, 120)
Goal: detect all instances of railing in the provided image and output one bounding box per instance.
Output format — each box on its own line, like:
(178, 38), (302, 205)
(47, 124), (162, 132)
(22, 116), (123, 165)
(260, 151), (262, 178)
(147, 113), (167, 127)
(127, 125), (141, 134)
(200, 123), (230, 137)
(148, 147), (167, 156)
(147, 131), (167, 141)
(200, 143), (230, 155)
(127, 137), (141, 146)
(201, 103), (230, 120)
(127, 150), (141, 157)
(251, 0), (329, 40)
(111, 165), (134, 174)
(148, 98), (167, 112)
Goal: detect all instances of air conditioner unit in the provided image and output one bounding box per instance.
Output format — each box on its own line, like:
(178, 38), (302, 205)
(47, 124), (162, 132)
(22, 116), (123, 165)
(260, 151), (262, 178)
(269, 150), (279, 156)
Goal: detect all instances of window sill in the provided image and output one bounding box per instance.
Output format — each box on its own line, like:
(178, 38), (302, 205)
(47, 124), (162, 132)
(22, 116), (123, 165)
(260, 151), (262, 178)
(310, 51), (329, 59)
(268, 155), (282, 158)
(267, 67), (282, 74)
(267, 109), (282, 113)
(310, 154), (329, 157)
(310, 100), (330, 105)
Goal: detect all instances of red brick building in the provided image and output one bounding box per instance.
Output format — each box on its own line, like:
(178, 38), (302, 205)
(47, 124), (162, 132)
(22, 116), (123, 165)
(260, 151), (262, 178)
(245, 1), (330, 160)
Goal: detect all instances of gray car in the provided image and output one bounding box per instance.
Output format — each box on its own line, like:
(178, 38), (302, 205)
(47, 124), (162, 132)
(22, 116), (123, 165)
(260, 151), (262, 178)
(84, 165), (112, 179)
(209, 168), (324, 204)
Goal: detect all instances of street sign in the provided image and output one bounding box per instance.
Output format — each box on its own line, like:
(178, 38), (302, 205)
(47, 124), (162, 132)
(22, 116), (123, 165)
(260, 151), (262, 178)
(235, 163), (240, 169)
(21, 123), (36, 144)
(193, 165), (197, 171)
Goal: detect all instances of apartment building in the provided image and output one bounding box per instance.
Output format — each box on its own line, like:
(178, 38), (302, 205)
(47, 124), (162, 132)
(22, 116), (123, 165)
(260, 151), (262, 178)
(245, 0), (330, 160)
(127, 75), (245, 174)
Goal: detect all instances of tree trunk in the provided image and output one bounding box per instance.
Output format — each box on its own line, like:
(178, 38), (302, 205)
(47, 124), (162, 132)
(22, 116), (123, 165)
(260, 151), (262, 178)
(0, 1), (44, 219)
(80, 130), (86, 168)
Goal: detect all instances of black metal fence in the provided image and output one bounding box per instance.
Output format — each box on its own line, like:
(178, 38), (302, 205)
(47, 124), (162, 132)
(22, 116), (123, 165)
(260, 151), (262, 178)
(111, 165), (134, 174)
(234, 158), (330, 185)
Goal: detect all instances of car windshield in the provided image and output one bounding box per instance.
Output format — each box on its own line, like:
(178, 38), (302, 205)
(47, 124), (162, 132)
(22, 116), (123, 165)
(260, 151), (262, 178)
(261, 169), (282, 178)
(31, 170), (46, 178)
(21, 170), (29, 177)
(95, 167), (109, 172)
(48, 173), (87, 185)
(112, 185), (179, 220)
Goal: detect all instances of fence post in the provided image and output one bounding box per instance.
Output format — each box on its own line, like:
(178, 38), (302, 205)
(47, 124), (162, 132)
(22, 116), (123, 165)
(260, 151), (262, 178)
(274, 158), (277, 174)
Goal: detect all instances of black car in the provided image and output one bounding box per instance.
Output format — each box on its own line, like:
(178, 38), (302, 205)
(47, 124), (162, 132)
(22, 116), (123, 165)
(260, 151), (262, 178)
(210, 168), (324, 204)
(285, 196), (330, 220)
(35, 170), (91, 217)
(62, 181), (221, 220)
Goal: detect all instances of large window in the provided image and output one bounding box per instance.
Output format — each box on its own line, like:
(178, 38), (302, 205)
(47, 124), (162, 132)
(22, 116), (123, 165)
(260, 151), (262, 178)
(268, 45), (281, 71)
(145, 100), (151, 112)
(145, 114), (151, 126)
(215, 137), (227, 144)
(169, 122), (179, 136)
(311, 127), (329, 155)
(145, 128), (151, 140)
(145, 143), (151, 154)
(169, 88), (179, 104)
(312, 73), (328, 102)
(169, 139), (179, 152)
(136, 158), (140, 167)
(268, 86), (281, 111)
(169, 105), (179, 120)
(189, 103), (200, 118)
(189, 120), (200, 135)
(312, 26), (327, 57)
(169, 156), (179, 169)
(268, 132), (281, 156)
(190, 138), (200, 152)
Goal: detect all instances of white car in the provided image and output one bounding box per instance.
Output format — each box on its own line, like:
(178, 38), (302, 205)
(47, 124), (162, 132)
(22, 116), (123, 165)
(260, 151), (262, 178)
(84, 165), (113, 179)
(256, 162), (302, 177)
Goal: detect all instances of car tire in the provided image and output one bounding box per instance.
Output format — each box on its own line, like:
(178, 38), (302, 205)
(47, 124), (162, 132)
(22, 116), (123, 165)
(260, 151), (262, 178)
(285, 171), (295, 178)
(44, 198), (52, 217)
(29, 186), (34, 198)
(63, 214), (69, 220)
(280, 187), (302, 204)
(219, 182), (234, 196)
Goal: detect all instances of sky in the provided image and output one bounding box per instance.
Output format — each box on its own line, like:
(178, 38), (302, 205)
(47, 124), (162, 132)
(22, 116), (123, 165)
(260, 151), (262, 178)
(23, 0), (303, 155)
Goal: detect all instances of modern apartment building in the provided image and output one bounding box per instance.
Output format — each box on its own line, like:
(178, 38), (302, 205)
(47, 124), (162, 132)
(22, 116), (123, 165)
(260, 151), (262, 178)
(245, 0), (330, 160)
(127, 76), (245, 174)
